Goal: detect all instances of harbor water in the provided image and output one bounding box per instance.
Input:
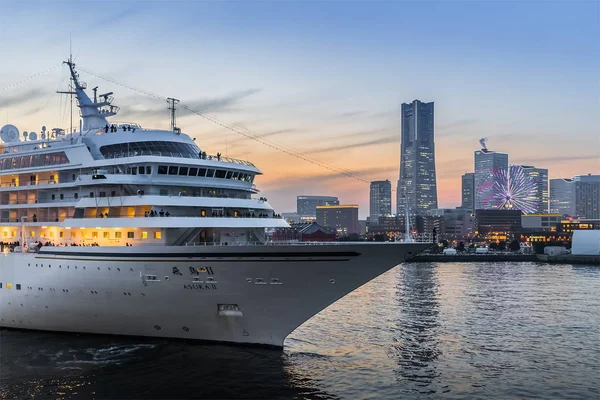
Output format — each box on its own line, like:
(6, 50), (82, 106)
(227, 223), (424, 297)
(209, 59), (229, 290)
(1, 262), (599, 399)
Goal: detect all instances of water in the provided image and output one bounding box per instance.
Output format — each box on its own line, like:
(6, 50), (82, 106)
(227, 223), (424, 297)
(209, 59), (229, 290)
(1, 262), (599, 399)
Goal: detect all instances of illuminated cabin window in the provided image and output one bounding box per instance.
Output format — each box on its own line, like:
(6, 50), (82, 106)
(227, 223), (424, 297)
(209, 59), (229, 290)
(49, 232), (54, 238)
(115, 232), (122, 239)
(103, 232), (110, 239)
(154, 231), (162, 239)
(59, 232), (64, 238)
(92, 232), (98, 239)
(30, 231), (35, 237)
(201, 210), (206, 217)
(70, 231), (76, 238)
(2, 231), (6, 237)
(141, 232), (148, 239)
(11, 231), (16, 237)
(127, 232), (134, 239)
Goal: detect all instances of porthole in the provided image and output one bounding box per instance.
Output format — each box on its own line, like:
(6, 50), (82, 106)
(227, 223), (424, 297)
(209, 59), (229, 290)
(117, 268), (120, 272)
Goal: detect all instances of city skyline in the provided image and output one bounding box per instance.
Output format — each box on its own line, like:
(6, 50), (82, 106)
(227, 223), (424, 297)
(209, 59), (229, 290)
(0, 1), (598, 219)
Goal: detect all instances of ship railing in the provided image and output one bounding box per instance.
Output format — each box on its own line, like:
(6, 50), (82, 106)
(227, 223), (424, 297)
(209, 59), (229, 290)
(393, 233), (435, 243)
(101, 150), (255, 167)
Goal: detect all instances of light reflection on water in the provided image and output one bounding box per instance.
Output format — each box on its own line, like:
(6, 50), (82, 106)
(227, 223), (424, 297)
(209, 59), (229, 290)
(1, 262), (599, 399)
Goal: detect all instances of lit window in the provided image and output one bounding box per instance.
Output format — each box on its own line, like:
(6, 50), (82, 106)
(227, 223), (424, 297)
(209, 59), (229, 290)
(103, 232), (110, 239)
(115, 232), (122, 239)
(59, 232), (64, 238)
(70, 231), (76, 238)
(92, 232), (98, 239)
(30, 231), (35, 237)
(154, 231), (161, 239)
(141, 232), (148, 239)
(127, 232), (134, 239)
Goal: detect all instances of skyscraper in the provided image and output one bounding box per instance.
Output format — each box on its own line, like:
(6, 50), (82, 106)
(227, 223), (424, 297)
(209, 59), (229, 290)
(461, 172), (475, 211)
(396, 100), (437, 216)
(574, 174), (600, 219)
(296, 195), (339, 217)
(520, 165), (549, 213)
(474, 148), (508, 209)
(550, 178), (575, 216)
(369, 180), (392, 221)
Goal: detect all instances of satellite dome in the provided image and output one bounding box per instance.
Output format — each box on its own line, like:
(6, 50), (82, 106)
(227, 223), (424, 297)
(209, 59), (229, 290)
(0, 124), (20, 143)
(29, 132), (37, 141)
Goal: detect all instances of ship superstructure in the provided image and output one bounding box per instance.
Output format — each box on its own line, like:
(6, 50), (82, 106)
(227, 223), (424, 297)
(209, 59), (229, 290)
(0, 61), (431, 347)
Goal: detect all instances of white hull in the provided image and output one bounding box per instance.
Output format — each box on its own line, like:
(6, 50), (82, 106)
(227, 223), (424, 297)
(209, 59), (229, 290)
(0, 243), (428, 347)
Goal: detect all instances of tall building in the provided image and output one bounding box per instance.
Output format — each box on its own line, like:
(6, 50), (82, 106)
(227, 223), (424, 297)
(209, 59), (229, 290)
(296, 195), (339, 217)
(520, 166), (549, 213)
(550, 178), (575, 216)
(396, 100), (437, 216)
(474, 148), (508, 209)
(369, 180), (392, 221)
(316, 205), (359, 236)
(461, 172), (475, 211)
(574, 174), (600, 219)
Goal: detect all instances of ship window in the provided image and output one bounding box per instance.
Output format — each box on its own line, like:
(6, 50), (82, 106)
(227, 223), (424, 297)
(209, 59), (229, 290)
(215, 170), (227, 179)
(198, 168), (207, 177)
(225, 171), (233, 179)
(74, 193), (79, 199)
(179, 167), (188, 176)
(206, 169), (215, 178)
(168, 166), (178, 175)
(141, 231), (148, 239)
(52, 194), (55, 200)
(131, 167), (137, 175)
(115, 232), (122, 239)
(0, 151), (69, 172)
(111, 191), (116, 197)
(154, 231), (162, 239)
(127, 232), (134, 239)
(60, 194), (64, 200)
(146, 166), (152, 174)
(99, 192), (106, 198)
(160, 189), (169, 196)
(92, 232), (98, 239)
(90, 192), (94, 198)
(158, 165), (168, 175)
(232, 171), (239, 179)
(59, 232), (64, 238)
(189, 168), (198, 176)
(99, 141), (200, 159)
(103, 232), (110, 239)
(138, 166), (145, 174)
(16, 284), (21, 290)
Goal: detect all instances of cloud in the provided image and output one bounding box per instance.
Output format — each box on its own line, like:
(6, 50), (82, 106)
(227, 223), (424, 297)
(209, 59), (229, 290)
(118, 88), (262, 120)
(335, 110), (366, 118)
(0, 88), (46, 108)
(307, 135), (398, 155)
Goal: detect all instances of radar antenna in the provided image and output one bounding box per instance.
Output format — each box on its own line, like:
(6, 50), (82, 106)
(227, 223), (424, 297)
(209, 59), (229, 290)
(167, 97), (180, 133)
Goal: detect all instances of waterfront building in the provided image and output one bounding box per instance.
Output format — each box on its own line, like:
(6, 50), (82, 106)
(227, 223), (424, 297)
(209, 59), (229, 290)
(271, 222), (336, 242)
(296, 195), (339, 217)
(574, 174), (600, 219)
(369, 180), (392, 221)
(316, 205), (359, 236)
(557, 218), (600, 233)
(474, 148), (508, 209)
(521, 214), (562, 232)
(461, 172), (475, 211)
(475, 209), (521, 239)
(428, 208), (475, 239)
(520, 166), (549, 213)
(550, 178), (575, 216)
(396, 100), (438, 216)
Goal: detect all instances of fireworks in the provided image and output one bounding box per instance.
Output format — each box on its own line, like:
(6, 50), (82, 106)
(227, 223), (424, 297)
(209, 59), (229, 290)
(479, 165), (538, 214)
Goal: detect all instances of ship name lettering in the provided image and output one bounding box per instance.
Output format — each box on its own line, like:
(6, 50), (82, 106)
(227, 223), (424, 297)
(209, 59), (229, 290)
(183, 284), (218, 290)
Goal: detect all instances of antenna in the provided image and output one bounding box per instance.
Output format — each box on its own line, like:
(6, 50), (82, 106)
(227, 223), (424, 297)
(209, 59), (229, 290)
(167, 97), (180, 132)
(57, 38), (76, 133)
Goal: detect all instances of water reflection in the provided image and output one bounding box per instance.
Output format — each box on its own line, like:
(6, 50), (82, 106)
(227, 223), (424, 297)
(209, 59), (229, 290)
(390, 263), (442, 392)
(0, 330), (333, 399)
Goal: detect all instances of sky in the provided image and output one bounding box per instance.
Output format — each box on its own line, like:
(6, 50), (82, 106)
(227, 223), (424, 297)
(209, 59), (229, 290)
(0, 1), (598, 218)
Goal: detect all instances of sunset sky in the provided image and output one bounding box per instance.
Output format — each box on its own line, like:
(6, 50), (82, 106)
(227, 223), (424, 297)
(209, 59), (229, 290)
(1, 1), (598, 218)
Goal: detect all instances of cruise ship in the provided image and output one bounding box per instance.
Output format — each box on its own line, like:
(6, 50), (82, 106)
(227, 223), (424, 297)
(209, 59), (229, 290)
(0, 60), (431, 347)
